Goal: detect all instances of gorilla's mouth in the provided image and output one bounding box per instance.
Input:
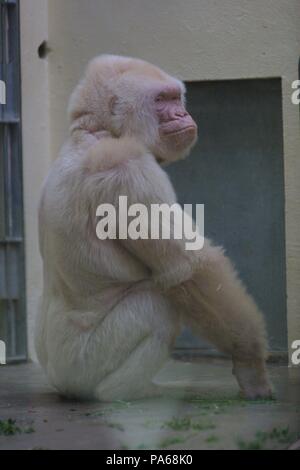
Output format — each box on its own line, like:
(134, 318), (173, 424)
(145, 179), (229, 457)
(163, 125), (196, 136)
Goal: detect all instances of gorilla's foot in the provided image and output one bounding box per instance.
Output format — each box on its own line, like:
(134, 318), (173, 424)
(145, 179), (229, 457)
(232, 360), (273, 400)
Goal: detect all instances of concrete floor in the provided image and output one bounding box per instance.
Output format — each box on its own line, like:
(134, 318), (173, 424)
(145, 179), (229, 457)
(0, 358), (299, 450)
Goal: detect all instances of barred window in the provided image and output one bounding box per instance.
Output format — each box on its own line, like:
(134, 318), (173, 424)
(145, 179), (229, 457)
(0, 0), (26, 362)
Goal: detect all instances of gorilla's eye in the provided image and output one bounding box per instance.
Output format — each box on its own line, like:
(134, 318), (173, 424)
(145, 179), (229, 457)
(155, 94), (165, 103)
(155, 91), (182, 103)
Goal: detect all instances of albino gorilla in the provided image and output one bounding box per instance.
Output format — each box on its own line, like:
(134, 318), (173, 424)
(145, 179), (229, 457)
(36, 55), (272, 401)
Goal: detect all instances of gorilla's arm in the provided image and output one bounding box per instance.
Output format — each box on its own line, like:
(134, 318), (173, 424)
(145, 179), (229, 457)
(82, 136), (198, 286)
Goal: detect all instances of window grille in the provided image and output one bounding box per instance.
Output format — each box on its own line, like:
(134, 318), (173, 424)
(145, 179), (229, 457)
(0, 0), (27, 362)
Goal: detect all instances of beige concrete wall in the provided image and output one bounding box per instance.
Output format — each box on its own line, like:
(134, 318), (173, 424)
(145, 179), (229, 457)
(20, 0), (51, 361)
(21, 0), (300, 361)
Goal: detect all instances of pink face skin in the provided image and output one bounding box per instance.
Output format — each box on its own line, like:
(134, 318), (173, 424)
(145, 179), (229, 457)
(155, 86), (198, 151)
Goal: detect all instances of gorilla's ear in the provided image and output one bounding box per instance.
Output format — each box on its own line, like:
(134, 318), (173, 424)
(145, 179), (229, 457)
(69, 112), (100, 136)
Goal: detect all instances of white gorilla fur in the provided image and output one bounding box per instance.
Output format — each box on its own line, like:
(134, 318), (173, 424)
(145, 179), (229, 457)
(36, 55), (272, 401)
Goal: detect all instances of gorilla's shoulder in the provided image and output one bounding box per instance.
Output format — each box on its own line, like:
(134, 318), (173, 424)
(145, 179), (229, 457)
(84, 136), (150, 173)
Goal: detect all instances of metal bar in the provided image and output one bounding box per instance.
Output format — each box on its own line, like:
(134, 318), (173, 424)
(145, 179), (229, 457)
(0, 238), (22, 243)
(0, 118), (20, 123)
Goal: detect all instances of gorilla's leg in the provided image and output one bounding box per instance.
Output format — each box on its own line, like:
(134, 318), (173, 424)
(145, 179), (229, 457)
(93, 288), (180, 401)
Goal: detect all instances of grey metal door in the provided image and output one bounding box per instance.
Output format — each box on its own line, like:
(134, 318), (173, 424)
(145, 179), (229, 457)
(0, 0), (27, 362)
(169, 79), (287, 354)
